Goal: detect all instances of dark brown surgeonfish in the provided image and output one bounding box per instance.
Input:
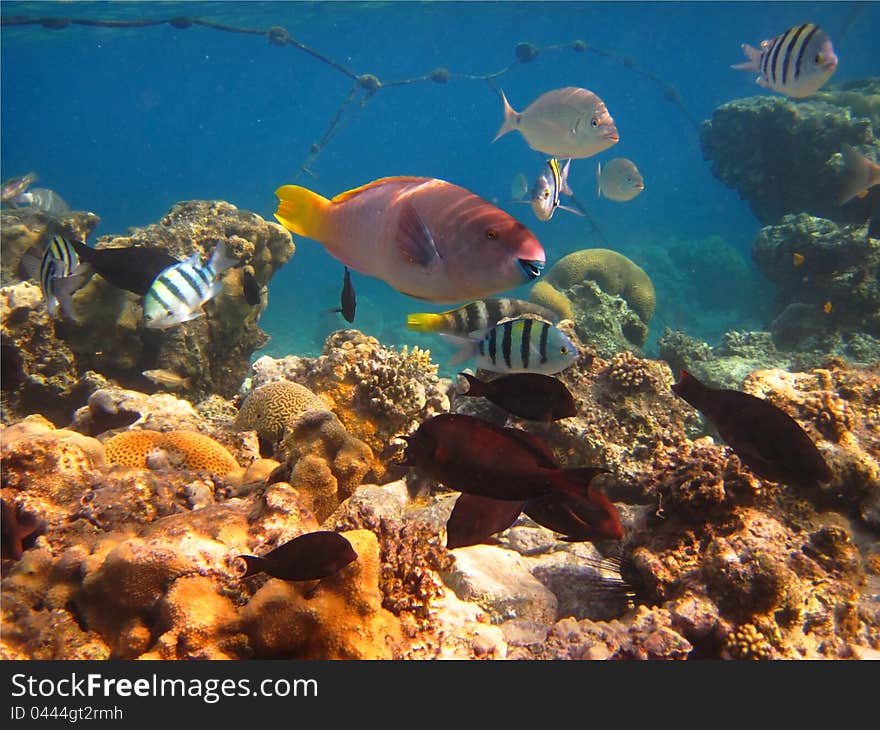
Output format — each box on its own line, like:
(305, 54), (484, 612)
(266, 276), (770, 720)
(671, 370), (833, 489)
(458, 372), (577, 421)
(237, 530), (358, 582)
(445, 467), (620, 549)
(68, 238), (180, 296)
(401, 413), (623, 545)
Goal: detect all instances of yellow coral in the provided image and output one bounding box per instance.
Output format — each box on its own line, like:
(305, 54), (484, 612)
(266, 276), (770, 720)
(529, 280), (574, 320)
(234, 380), (328, 443)
(104, 430), (238, 476)
(723, 623), (774, 660)
(607, 351), (649, 389)
(543, 248), (656, 323)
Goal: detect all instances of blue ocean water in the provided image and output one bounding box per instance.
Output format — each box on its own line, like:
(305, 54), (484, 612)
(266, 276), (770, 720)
(2, 1), (877, 367)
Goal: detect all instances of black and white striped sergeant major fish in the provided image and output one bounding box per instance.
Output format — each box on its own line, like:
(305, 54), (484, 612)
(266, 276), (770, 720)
(143, 243), (237, 329)
(20, 235), (86, 319)
(732, 23), (837, 98)
(406, 297), (559, 337)
(449, 316), (578, 375)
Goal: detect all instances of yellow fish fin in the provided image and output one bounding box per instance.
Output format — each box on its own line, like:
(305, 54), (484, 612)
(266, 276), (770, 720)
(331, 176), (430, 205)
(406, 312), (446, 332)
(274, 185), (331, 239)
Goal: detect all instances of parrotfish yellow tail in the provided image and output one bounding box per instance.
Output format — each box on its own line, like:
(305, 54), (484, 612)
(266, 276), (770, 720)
(406, 312), (446, 332)
(274, 185), (332, 240)
(492, 89), (519, 143)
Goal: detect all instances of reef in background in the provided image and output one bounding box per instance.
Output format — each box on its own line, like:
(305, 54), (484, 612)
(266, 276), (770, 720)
(700, 80), (880, 227)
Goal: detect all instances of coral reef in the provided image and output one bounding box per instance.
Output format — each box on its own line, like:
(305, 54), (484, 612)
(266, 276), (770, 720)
(275, 409), (375, 521)
(245, 330), (451, 475)
(700, 92), (880, 225)
(0, 201), (295, 421)
(240, 530), (404, 659)
(752, 213), (880, 348)
(530, 249), (655, 352)
(0, 207), (100, 288)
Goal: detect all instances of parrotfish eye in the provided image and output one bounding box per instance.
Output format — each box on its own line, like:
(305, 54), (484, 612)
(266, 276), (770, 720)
(560, 346), (568, 355)
(485, 228), (499, 240)
(590, 117), (599, 128)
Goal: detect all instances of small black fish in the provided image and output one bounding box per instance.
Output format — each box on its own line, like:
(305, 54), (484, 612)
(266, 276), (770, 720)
(328, 266), (356, 323)
(68, 238), (180, 296)
(671, 369), (833, 489)
(458, 371), (577, 421)
(237, 530), (357, 582)
(242, 268), (261, 307)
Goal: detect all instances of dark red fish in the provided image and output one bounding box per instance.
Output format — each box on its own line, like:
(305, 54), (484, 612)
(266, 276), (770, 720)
(523, 471), (622, 541)
(458, 372), (577, 421)
(237, 530), (357, 581)
(446, 494), (525, 549)
(671, 370), (833, 489)
(445, 466), (621, 549)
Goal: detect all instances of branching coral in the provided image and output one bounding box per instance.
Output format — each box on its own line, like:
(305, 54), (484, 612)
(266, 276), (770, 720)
(606, 351), (650, 390)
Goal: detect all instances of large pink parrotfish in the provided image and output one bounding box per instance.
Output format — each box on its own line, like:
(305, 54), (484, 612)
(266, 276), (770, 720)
(274, 176), (545, 303)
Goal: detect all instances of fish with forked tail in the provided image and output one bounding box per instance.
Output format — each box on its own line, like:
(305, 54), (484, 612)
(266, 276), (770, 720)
(275, 176), (545, 303)
(671, 369), (833, 490)
(237, 531), (358, 582)
(493, 87), (619, 159)
(406, 297), (559, 337)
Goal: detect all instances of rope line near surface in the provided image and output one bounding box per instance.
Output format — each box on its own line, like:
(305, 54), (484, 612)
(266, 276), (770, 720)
(1, 14), (699, 183)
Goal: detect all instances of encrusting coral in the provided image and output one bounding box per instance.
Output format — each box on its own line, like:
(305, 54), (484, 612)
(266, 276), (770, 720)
(239, 529), (404, 659)
(276, 409), (375, 522)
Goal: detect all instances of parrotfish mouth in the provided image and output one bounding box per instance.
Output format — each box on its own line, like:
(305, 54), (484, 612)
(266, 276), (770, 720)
(518, 258), (544, 280)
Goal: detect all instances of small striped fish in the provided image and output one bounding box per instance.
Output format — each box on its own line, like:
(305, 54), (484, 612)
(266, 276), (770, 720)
(143, 243), (237, 329)
(451, 316), (578, 375)
(732, 23), (837, 99)
(528, 158), (582, 222)
(20, 235), (82, 318)
(407, 298), (559, 337)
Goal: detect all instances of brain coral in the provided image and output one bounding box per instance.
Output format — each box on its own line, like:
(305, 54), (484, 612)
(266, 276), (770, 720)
(542, 248), (656, 324)
(234, 380), (328, 445)
(103, 430), (238, 476)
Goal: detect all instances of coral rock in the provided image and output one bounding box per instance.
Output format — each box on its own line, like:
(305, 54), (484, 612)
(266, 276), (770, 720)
(104, 429), (238, 476)
(240, 529), (404, 659)
(234, 380), (329, 446)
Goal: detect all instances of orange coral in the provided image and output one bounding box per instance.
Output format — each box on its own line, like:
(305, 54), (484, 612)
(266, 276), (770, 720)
(104, 430), (238, 475)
